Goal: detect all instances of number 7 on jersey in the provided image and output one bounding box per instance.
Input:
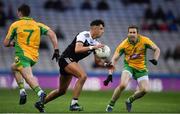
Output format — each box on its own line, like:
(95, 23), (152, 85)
(24, 29), (34, 45)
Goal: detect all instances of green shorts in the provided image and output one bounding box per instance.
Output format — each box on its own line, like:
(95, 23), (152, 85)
(123, 64), (148, 80)
(14, 54), (36, 70)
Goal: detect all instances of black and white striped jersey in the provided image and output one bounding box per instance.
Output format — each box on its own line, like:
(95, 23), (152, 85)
(61, 31), (100, 62)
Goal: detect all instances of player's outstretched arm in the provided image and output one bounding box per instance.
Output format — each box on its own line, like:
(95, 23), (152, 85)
(47, 29), (60, 61)
(149, 44), (160, 65)
(3, 27), (15, 47)
(103, 51), (120, 86)
(109, 51), (120, 72)
(47, 29), (59, 49)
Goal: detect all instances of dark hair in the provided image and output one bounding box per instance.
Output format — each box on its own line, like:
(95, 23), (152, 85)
(128, 25), (139, 33)
(90, 19), (105, 27)
(18, 4), (31, 16)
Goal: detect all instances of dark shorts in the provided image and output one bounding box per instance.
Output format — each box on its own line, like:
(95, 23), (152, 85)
(58, 57), (75, 75)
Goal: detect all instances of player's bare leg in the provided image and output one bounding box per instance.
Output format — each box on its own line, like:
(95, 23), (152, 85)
(126, 77), (149, 112)
(11, 63), (27, 105)
(106, 71), (131, 112)
(128, 80), (149, 102)
(64, 62), (87, 111)
(19, 67), (45, 96)
(18, 66), (46, 112)
(45, 74), (72, 104)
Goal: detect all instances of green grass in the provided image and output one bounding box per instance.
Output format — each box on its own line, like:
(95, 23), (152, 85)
(0, 89), (180, 113)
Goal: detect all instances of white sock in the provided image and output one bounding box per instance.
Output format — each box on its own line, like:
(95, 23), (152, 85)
(20, 89), (26, 94)
(126, 98), (131, 103)
(37, 90), (44, 96)
(71, 99), (78, 105)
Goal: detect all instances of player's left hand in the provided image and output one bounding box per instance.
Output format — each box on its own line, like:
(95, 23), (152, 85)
(9, 41), (15, 47)
(52, 49), (60, 62)
(104, 62), (113, 68)
(104, 62), (115, 71)
(149, 59), (158, 65)
(103, 74), (113, 86)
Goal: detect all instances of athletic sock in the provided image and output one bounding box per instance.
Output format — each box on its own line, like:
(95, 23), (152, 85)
(71, 98), (78, 105)
(20, 89), (26, 94)
(18, 81), (26, 94)
(33, 86), (44, 96)
(18, 81), (24, 90)
(127, 96), (135, 103)
(109, 100), (115, 106)
(127, 91), (146, 103)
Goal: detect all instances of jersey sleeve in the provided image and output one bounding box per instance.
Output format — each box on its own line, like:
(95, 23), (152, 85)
(37, 22), (50, 35)
(92, 39), (100, 45)
(76, 33), (86, 43)
(144, 37), (156, 49)
(5, 23), (17, 41)
(115, 41), (125, 56)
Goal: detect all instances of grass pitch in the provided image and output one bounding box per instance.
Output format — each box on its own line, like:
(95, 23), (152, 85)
(0, 89), (179, 113)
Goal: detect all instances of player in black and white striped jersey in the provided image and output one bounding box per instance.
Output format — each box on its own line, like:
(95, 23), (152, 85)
(44, 19), (107, 111)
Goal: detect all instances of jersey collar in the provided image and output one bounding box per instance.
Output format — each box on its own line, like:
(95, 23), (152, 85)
(128, 35), (140, 45)
(88, 31), (93, 40)
(19, 17), (33, 20)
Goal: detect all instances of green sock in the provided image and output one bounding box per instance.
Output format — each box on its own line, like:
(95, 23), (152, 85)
(33, 86), (42, 95)
(127, 96), (135, 103)
(109, 100), (115, 106)
(128, 91), (146, 103)
(17, 82), (24, 89)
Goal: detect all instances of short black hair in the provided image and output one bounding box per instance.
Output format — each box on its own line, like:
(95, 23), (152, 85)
(18, 4), (31, 16)
(128, 25), (139, 33)
(90, 19), (105, 27)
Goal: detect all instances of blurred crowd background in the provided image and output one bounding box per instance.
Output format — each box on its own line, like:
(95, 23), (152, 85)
(0, 0), (180, 75)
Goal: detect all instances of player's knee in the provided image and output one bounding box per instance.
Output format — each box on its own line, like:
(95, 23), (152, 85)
(119, 84), (127, 90)
(79, 75), (87, 82)
(141, 87), (149, 94)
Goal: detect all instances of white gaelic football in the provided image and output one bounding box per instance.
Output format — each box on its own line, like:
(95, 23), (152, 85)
(95, 45), (111, 58)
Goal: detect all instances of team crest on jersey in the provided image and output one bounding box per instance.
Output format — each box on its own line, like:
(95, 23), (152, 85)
(15, 56), (20, 64)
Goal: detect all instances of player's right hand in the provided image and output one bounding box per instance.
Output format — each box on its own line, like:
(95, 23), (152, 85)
(103, 74), (113, 86)
(94, 44), (104, 49)
(52, 49), (60, 62)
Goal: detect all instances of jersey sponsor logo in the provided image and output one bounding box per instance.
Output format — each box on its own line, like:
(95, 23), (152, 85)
(130, 54), (141, 59)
